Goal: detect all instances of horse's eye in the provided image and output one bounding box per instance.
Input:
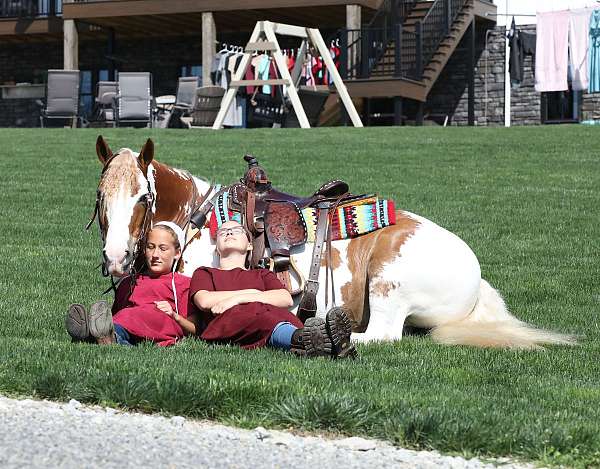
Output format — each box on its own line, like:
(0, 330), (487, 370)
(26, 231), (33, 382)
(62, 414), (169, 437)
(137, 194), (148, 204)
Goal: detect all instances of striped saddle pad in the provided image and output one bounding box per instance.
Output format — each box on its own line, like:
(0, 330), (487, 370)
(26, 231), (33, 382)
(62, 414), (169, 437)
(209, 191), (396, 241)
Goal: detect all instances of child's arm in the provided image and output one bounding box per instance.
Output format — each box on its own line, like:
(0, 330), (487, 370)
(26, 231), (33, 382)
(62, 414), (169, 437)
(192, 289), (262, 310)
(210, 289), (293, 315)
(155, 301), (199, 335)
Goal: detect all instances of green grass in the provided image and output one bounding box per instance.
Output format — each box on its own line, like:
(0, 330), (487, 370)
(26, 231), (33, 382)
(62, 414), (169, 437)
(1, 126), (599, 468)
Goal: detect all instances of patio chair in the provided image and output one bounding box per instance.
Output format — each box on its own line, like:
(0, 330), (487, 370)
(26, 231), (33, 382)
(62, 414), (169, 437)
(167, 76), (199, 128)
(184, 86), (225, 128)
(39, 70), (81, 128)
(94, 81), (118, 124)
(115, 72), (153, 128)
(283, 88), (330, 128)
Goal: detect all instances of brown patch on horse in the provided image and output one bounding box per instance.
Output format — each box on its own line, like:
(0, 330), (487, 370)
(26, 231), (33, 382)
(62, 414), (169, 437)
(98, 150), (140, 199)
(372, 280), (400, 298)
(321, 246), (341, 270)
(152, 161), (200, 226)
(341, 211), (420, 332)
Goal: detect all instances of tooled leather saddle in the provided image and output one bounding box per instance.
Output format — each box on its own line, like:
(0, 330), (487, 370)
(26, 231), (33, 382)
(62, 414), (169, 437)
(229, 155), (364, 322)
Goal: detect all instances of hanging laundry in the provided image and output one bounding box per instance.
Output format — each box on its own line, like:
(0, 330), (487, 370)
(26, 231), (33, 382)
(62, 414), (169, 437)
(257, 54), (271, 94)
(569, 9), (593, 91)
(588, 9), (600, 93)
(535, 10), (569, 92)
(507, 18), (536, 88)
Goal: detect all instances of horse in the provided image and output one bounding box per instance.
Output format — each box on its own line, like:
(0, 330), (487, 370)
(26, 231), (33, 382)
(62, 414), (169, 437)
(91, 135), (573, 349)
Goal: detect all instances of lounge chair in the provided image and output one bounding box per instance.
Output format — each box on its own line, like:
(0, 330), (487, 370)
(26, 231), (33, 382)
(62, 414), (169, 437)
(115, 72), (153, 128)
(166, 76), (199, 128)
(39, 69), (81, 128)
(94, 81), (118, 124)
(184, 86), (225, 128)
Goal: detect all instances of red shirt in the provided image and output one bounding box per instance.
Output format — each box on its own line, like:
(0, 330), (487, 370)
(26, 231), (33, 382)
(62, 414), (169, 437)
(189, 267), (303, 349)
(112, 272), (191, 346)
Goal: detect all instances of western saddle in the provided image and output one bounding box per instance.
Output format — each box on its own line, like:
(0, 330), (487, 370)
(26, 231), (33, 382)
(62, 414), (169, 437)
(194, 154), (362, 323)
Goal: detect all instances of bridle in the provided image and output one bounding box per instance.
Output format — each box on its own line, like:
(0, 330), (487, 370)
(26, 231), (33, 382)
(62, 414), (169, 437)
(86, 152), (155, 290)
(86, 152), (215, 293)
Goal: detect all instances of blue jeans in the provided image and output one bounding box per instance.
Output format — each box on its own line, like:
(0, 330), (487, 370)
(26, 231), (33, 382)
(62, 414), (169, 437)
(114, 324), (135, 346)
(268, 322), (297, 351)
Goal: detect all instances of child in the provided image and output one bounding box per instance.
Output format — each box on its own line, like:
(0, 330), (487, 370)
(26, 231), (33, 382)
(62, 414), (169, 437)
(65, 222), (191, 346)
(165, 220), (356, 359)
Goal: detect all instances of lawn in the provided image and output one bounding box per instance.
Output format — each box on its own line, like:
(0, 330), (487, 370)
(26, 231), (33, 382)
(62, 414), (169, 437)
(0, 126), (598, 468)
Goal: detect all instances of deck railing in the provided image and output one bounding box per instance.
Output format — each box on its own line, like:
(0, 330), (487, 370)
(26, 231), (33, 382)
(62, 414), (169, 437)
(0, 0), (62, 18)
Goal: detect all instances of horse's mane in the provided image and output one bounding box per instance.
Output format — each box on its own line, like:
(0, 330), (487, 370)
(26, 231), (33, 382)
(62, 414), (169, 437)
(99, 149), (141, 198)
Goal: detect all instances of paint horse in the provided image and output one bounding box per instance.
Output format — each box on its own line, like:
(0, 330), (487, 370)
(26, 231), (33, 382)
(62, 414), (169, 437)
(92, 136), (572, 348)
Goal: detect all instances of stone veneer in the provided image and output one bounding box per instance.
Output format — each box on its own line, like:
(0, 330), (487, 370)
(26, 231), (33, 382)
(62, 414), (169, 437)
(427, 24), (600, 126)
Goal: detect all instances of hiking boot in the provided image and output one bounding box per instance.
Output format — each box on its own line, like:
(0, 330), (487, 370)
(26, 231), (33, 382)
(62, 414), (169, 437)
(290, 317), (333, 358)
(325, 307), (358, 359)
(65, 303), (90, 342)
(88, 300), (115, 345)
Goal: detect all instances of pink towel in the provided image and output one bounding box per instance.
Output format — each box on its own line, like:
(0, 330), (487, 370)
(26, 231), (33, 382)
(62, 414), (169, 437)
(535, 10), (570, 92)
(569, 9), (593, 91)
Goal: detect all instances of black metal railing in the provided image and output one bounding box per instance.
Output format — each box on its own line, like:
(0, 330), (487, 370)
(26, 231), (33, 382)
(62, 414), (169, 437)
(421, 0), (467, 72)
(0, 0), (62, 18)
(339, 0), (420, 81)
(339, 0), (469, 83)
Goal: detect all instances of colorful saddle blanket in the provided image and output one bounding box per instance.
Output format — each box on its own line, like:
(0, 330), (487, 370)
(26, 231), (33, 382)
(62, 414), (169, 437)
(209, 191), (396, 241)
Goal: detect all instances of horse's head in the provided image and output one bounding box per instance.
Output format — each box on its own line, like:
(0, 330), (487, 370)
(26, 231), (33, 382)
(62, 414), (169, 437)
(94, 135), (156, 277)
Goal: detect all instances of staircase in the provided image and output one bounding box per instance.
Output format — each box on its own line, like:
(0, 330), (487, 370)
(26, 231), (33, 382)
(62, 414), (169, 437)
(340, 0), (483, 103)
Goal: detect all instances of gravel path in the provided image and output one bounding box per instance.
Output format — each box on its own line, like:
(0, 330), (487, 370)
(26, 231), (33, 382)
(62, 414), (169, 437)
(0, 395), (537, 469)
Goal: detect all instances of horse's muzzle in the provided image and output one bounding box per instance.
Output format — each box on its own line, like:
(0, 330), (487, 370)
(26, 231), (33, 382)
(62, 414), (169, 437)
(103, 250), (131, 277)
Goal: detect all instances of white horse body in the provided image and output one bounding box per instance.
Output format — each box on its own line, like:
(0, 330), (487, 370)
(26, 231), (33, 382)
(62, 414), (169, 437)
(96, 143), (572, 348)
(181, 181), (489, 343)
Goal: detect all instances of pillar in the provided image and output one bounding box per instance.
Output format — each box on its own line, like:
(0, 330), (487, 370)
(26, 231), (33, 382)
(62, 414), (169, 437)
(202, 12), (216, 87)
(346, 5), (361, 78)
(63, 20), (78, 70)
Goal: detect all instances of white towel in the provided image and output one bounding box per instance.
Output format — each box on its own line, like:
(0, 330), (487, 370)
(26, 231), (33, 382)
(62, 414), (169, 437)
(535, 10), (570, 92)
(569, 9), (593, 91)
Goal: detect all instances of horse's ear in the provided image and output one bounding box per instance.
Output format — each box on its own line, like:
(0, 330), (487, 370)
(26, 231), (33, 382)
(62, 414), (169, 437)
(138, 138), (154, 172)
(96, 135), (113, 165)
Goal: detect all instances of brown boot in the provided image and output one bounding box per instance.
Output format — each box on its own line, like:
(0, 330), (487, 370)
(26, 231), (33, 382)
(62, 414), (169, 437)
(65, 304), (90, 342)
(325, 307), (358, 359)
(290, 317), (333, 358)
(88, 301), (115, 345)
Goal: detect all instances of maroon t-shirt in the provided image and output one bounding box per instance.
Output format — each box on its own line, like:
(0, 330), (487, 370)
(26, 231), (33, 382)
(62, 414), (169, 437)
(189, 267), (303, 349)
(112, 272), (190, 347)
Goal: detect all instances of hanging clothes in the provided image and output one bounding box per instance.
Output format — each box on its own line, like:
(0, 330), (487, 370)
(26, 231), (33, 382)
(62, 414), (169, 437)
(535, 10), (569, 92)
(508, 18), (536, 88)
(257, 54), (271, 94)
(588, 9), (600, 93)
(568, 9), (593, 91)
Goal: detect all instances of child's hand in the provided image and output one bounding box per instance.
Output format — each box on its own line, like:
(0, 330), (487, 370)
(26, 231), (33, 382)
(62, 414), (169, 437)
(155, 300), (177, 317)
(211, 297), (240, 315)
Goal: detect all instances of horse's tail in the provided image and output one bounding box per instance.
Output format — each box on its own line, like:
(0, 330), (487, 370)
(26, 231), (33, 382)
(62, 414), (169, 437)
(429, 279), (576, 349)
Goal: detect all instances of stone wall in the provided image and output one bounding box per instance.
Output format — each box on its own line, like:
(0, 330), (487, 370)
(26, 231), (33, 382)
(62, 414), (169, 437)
(426, 24), (540, 126)
(427, 23), (600, 126)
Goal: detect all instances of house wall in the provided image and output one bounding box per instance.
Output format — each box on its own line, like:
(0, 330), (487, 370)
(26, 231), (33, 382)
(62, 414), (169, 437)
(426, 24), (600, 126)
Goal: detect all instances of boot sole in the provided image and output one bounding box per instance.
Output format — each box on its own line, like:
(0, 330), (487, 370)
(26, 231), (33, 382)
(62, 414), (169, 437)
(88, 300), (114, 339)
(65, 304), (89, 341)
(303, 317), (332, 358)
(326, 307), (358, 359)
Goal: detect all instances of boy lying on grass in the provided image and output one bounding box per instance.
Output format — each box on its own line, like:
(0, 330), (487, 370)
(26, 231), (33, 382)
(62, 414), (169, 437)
(168, 220), (356, 359)
(65, 222), (192, 346)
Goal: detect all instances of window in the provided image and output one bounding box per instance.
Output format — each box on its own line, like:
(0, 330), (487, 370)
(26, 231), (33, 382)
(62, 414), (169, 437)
(79, 69), (110, 118)
(180, 65), (202, 79)
(80, 71), (93, 118)
(541, 88), (582, 124)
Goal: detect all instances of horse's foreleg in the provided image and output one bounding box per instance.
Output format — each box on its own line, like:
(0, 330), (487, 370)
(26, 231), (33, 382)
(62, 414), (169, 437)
(350, 280), (407, 343)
